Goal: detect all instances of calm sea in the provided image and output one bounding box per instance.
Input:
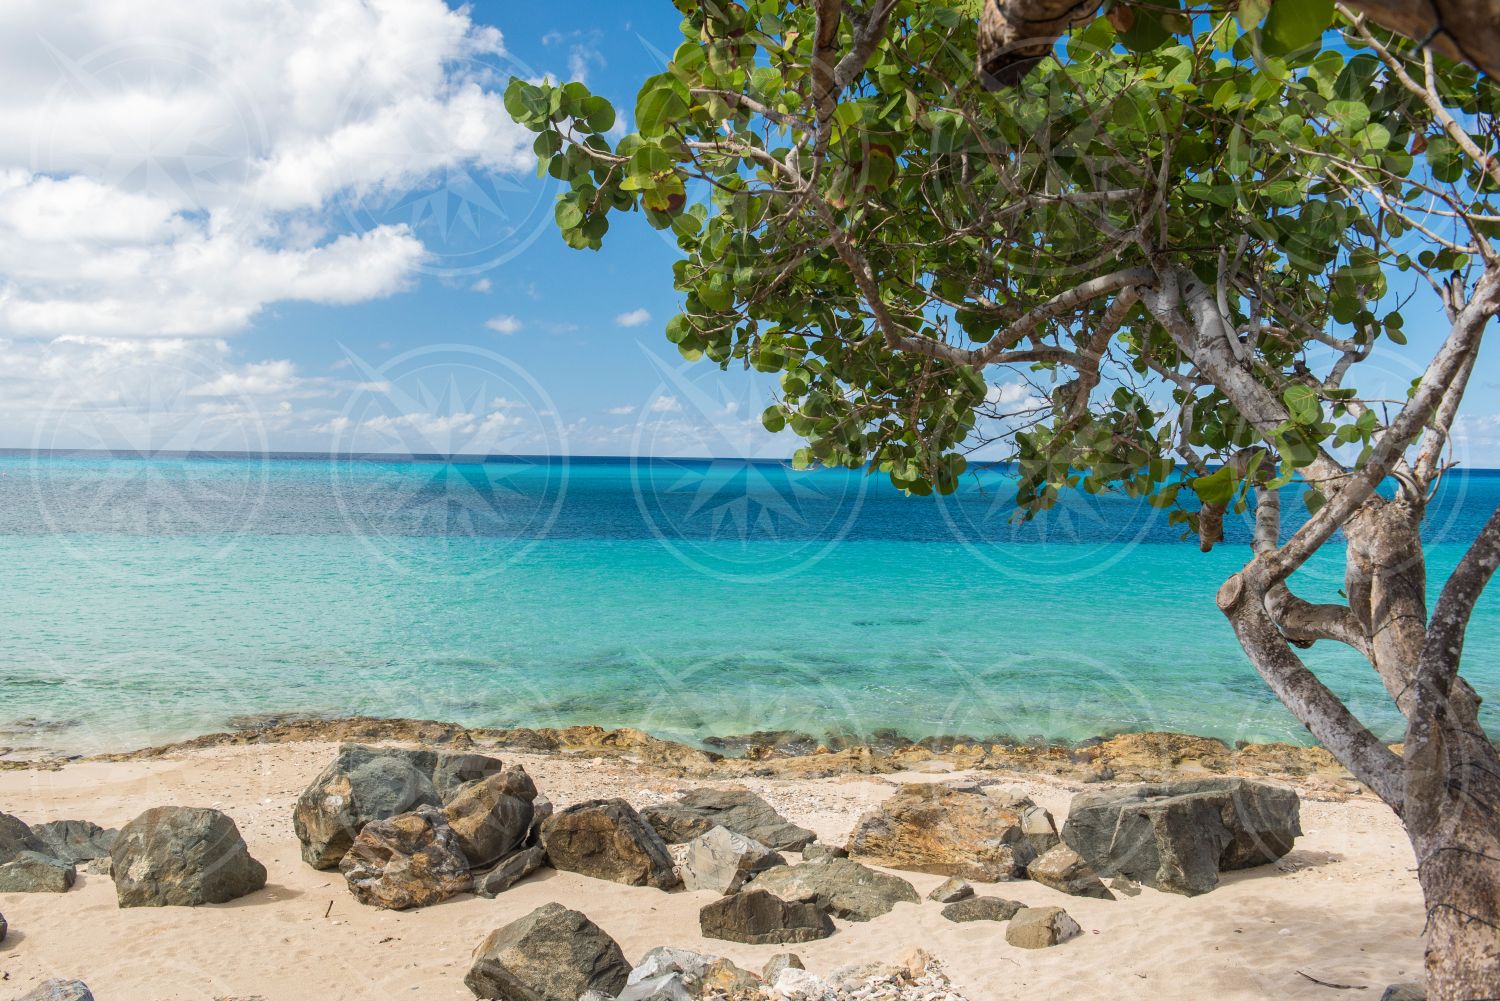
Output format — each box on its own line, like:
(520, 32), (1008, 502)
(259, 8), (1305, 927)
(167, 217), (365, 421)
(1, 450), (1495, 755)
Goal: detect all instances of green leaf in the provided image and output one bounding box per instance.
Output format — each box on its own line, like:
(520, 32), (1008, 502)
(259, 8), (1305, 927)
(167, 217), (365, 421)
(582, 96), (616, 134)
(1283, 384), (1321, 425)
(1263, 0), (1333, 53)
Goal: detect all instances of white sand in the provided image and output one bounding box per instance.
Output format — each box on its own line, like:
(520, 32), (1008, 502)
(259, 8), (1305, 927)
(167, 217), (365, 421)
(0, 742), (1425, 1000)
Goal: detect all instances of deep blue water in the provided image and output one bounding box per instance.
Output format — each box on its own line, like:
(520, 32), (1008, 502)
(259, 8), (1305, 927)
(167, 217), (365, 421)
(0, 450), (1495, 754)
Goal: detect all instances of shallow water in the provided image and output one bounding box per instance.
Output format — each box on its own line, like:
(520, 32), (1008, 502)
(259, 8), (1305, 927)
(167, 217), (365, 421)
(1, 451), (1495, 754)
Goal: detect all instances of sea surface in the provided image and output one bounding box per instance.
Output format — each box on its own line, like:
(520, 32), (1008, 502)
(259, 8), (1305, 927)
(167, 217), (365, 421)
(1, 450), (1496, 755)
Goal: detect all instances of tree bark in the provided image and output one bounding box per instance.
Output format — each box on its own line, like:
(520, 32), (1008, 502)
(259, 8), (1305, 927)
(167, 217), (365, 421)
(976, 0), (1500, 89)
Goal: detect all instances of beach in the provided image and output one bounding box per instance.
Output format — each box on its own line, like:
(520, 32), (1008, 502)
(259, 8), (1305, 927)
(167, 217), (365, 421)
(0, 722), (1427, 1000)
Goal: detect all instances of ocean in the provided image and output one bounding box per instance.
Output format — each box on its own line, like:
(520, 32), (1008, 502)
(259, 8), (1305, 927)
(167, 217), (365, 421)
(1, 450), (1496, 755)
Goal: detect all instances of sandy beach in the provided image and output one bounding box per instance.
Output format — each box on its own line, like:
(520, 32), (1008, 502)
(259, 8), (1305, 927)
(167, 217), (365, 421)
(0, 729), (1427, 1000)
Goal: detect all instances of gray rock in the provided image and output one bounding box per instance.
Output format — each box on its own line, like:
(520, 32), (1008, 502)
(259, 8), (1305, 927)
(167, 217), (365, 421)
(465, 902), (630, 1001)
(682, 826), (785, 895)
(13, 981), (94, 1001)
(1107, 876), (1141, 897)
(763, 953), (805, 980)
(1061, 778), (1301, 896)
(292, 743), (503, 869)
(0, 910), (6, 943)
(642, 788), (816, 851)
(474, 844), (547, 898)
(629, 947), (719, 989)
(31, 821), (117, 864)
(1380, 983), (1425, 1001)
(1019, 805), (1061, 855)
(112, 806), (266, 907)
(746, 858), (919, 921)
(84, 857), (113, 877)
(617, 974), (693, 1001)
(1027, 843), (1114, 899)
(340, 805), (472, 910)
(0, 812), (42, 862)
(526, 794), (553, 848)
(928, 877), (973, 903)
(443, 766), (537, 867)
(540, 798), (680, 890)
(1005, 905), (1082, 948)
(0, 851), (75, 893)
(699, 888), (836, 944)
(801, 843), (846, 862)
(941, 895), (1023, 922)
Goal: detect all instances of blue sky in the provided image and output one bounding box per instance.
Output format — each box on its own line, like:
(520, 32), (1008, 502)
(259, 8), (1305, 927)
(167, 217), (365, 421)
(0, 0), (1496, 466)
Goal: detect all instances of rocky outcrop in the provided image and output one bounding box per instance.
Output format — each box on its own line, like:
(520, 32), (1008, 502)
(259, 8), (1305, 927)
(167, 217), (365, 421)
(339, 805), (472, 910)
(642, 788), (815, 851)
(292, 743), (503, 869)
(699, 888), (836, 944)
(1062, 778), (1301, 895)
(31, 821), (117, 864)
(681, 826), (784, 895)
(1026, 844), (1114, 899)
(0, 851), (75, 893)
(1006, 906), (1082, 948)
(845, 783), (1035, 880)
(465, 902), (630, 1001)
(473, 844), (546, 898)
(443, 766), (537, 867)
(14, 982), (95, 1001)
(745, 859), (919, 921)
(941, 895), (1023, 923)
(111, 807), (266, 907)
(540, 799), (679, 890)
(928, 876), (973, 903)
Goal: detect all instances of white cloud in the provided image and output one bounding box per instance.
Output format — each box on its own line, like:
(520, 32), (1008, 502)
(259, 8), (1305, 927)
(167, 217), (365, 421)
(985, 381), (1040, 409)
(648, 395), (682, 413)
(486, 314), (522, 335)
(616, 308), (652, 328)
(471, 278), (492, 293)
(605, 404), (636, 415)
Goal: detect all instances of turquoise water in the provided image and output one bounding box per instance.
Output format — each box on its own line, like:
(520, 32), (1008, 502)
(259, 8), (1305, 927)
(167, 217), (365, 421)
(1, 451), (1496, 754)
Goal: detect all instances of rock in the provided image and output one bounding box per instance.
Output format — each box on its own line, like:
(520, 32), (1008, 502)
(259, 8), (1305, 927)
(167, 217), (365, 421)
(927, 876), (973, 903)
(1107, 876), (1141, 897)
(982, 787), (1035, 809)
(1019, 805), (1061, 855)
(701, 958), (761, 996)
(540, 799), (679, 890)
(801, 843), (846, 862)
(1380, 983), (1425, 1001)
(941, 895), (1023, 922)
(641, 788), (815, 851)
(682, 826), (785, 895)
(699, 888), (836, 944)
(0, 910), (5, 943)
(845, 783), (1035, 880)
(746, 858), (919, 921)
(0, 812), (42, 862)
(772, 968), (828, 997)
(1061, 777), (1301, 895)
(527, 794), (553, 847)
(31, 821), (117, 864)
(111, 807), (265, 907)
(1027, 843), (1114, 899)
(443, 766), (537, 867)
(84, 857), (112, 876)
(465, 902), (630, 1001)
(292, 743), (502, 868)
(473, 844), (546, 898)
(1005, 906), (1082, 948)
(0, 851), (75, 893)
(763, 953), (805, 980)
(340, 805), (472, 910)
(617, 974), (693, 1001)
(13, 982), (94, 1001)
(629, 947), (719, 990)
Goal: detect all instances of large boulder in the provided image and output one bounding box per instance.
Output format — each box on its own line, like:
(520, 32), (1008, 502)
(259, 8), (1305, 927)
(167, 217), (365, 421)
(474, 844), (547, 898)
(111, 807), (266, 907)
(845, 783), (1035, 880)
(699, 888), (836, 944)
(681, 826), (785, 895)
(1027, 843), (1114, 899)
(443, 766), (538, 867)
(641, 788), (815, 851)
(1005, 906), (1082, 949)
(540, 799), (679, 890)
(0, 812), (43, 862)
(340, 805), (472, 910)
(745, 858), (918, 921)
(292, 743), (502, 869)
(31, 821), (117, 864)
(0, 852), (75, 893)
(1061, 777), (1301, 895)
(465, 902), (630, 1001)
(14, 982), (94, 1001)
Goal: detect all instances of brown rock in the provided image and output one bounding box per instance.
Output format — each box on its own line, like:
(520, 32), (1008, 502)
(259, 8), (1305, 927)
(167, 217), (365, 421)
(540, 799), (679, 890)
(845, 783), (1034, 880)
(1027, 843), (1114, 899)
(941, 895), (1023, 922)
(339, 805), (471, 910)
(1005, 906), (1082, 948)
(699, 889), (835, 945)
(466, 902), (630, 1000)
(443, 766), (537, 867)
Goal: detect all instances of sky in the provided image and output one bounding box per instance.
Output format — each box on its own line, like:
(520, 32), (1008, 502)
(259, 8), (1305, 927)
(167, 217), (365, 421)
(0, 0), (1497, 465)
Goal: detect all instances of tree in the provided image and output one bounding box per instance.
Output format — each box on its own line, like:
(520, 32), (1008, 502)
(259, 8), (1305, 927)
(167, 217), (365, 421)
(977, 0), (1500, 87)
(505, 2), (1500, 994)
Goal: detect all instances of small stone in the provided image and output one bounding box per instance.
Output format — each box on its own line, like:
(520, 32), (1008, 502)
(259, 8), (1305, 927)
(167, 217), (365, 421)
(763, 953), (805, 981)
(0, 910), (7, 943)
(1005, 905), (1082, 948)
(1027, 844), (1114, 899)
(628, 947), (718, 990)
(941, 895), (1023, 923)
(473, 845), (547, 898)
(14, 982), (94, 1001)
(465, 902), (630, 1001)
(617, 974), (692, 1001)
(801, 843), (846, 862)
(1107, 876), (1141, 897)
(700, 958), (761, 995)
(772, 968), (827, 997)
(0, 851), (75, 893)
(1380, 984), (1425, 1001)
(699, 888), (836, 945)
(927, 876), (973, 903)
(682, 826), (785, 895)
